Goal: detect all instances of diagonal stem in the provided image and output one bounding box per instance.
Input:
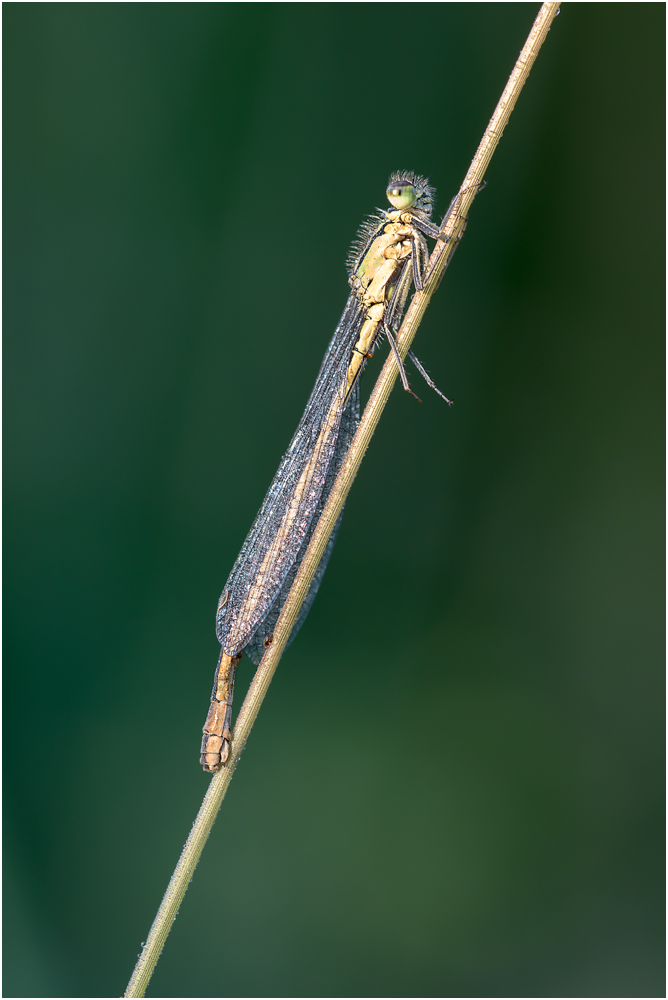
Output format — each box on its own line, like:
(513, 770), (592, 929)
(124, 5), (560, 995)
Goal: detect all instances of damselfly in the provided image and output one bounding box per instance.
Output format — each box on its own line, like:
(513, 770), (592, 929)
(201, 171), (466, 771)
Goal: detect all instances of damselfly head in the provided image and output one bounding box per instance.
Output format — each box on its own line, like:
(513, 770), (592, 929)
(386, 171), (434, 218)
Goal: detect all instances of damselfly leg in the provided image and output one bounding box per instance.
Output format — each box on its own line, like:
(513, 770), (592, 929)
(408, 349), (453, 405)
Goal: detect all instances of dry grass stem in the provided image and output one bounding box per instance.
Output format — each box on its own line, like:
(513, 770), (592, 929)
(124, 5), (560, 995)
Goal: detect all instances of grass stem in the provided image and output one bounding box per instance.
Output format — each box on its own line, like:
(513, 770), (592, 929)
(124, 5), (560, 995)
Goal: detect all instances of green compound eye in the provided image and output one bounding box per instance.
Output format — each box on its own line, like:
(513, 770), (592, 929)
(386, 182), (417, 210)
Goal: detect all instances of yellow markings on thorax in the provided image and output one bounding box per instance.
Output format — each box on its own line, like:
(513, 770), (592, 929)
(344, 221), (414, 398)
(355, 223), (412, 290)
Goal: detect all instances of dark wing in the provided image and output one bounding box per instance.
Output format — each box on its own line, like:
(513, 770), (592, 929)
(242, 377), (360, 664)
(216, 294), (365, 656)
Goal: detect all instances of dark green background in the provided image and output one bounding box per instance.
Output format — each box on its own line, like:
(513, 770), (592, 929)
(4, 4), (664, 998)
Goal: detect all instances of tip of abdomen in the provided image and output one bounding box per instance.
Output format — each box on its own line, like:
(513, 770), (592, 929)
(200, 730), (231, 771)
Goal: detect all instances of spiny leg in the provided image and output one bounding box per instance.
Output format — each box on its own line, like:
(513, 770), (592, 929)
(384, 322), (421, 401)
(412, 191), (463, 241)
(411, 235), (423, 292)
(408, 349), (453, 405)
(418, 230), (430, 277)
(410, 230), (430, 292)
(201, 648), (242, 771)
(411, 181), (485, 244)
(384, 257), (414, 332)
(416, 181), (486, 285)
(422, 222), (467, 287)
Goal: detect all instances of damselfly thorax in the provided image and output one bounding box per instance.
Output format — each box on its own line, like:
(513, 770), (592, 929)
(345, 215), (417, 398)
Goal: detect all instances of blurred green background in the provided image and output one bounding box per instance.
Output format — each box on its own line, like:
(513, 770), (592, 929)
(4, 4), (664, 998)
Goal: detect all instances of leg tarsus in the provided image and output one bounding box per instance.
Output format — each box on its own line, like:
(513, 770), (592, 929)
(384, 323), (421, 401)
(408, 349), (453, 405)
